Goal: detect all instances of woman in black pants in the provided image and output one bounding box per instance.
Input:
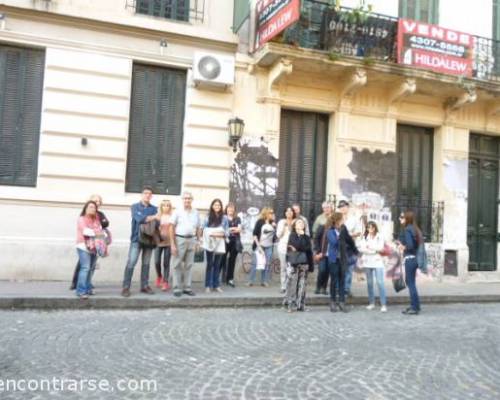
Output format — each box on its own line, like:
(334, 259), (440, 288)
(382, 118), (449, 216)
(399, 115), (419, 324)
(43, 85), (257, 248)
(70, 194), (109, 291)
(223, 202), (242, 287)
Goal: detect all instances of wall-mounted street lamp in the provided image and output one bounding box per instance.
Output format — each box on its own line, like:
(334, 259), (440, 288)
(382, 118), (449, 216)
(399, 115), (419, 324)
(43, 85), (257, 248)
(228, 117), (244, 152)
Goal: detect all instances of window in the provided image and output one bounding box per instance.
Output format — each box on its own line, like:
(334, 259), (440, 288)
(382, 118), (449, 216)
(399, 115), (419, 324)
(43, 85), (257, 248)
(136, 0), (190, 22)
(126, 64), (186, 195)
(399, 0), (439, 24)
(0, 44), (45, 187)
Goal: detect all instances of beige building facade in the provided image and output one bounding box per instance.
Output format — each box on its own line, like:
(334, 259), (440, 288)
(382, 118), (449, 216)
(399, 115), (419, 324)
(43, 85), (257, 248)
(1, 0), (500, 283)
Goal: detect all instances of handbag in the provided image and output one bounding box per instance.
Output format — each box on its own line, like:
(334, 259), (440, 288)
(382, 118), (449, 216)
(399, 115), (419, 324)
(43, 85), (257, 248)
(379, 243), (392, 257)
(256, 249), (267, 270)
(287, 250), (308, 266)
(235, 236), (243, 253)
(392, 261), (406, 292)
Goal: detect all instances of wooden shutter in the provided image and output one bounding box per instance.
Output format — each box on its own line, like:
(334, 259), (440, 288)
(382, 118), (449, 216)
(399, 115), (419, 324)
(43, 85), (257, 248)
(126, 64), (186, 195)
(396, 124), (433, 240)
(0, 45), (44, 187)
(277, 110), (329, 222)
(399, 0), (439, 24)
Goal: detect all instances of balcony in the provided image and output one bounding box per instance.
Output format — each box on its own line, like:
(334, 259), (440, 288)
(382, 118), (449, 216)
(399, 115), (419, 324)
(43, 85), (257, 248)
(254, 0), (500, 85)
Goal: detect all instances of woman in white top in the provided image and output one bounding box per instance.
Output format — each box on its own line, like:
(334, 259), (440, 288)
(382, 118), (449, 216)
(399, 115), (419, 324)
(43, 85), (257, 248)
(359, 221), (387, 312)
(276, 206), (296, 293)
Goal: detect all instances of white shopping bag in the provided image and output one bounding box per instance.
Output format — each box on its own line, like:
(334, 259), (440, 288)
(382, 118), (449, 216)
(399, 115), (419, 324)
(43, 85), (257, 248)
(256, 249), (266, 270)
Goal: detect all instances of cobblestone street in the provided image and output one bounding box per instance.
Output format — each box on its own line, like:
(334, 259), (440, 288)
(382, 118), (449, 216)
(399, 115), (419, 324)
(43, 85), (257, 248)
(0, 304), (499, 400)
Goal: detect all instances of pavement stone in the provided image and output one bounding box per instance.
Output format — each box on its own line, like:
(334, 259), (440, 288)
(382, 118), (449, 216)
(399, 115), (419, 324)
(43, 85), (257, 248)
(0, 304), (499, 399)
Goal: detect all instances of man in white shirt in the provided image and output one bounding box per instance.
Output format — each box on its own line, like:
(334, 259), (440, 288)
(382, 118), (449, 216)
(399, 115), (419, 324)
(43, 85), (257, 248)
(170, 192), (201, 297)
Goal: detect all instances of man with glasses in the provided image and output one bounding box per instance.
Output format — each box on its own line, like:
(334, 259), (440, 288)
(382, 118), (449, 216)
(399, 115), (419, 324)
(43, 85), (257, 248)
(121, 186), (158, 297)
(170, 192), (201, 297)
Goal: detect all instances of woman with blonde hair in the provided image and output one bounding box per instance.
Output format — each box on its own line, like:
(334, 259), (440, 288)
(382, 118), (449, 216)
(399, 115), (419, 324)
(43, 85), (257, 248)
(155, 199), (174, 291)
(247, 207), (276, 287)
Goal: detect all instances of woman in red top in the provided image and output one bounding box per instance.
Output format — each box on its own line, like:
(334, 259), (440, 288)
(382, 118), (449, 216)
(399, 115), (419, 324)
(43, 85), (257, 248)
(75, 201), (103, 299)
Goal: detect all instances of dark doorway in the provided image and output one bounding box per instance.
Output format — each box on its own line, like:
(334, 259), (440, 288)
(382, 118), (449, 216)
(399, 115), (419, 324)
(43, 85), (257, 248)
(276, 110), (329, 223)
(467, 134), (498, 271)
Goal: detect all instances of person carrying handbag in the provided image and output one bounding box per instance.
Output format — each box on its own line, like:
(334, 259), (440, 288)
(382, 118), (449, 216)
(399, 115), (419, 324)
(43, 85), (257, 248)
(284, 219), (313, 313)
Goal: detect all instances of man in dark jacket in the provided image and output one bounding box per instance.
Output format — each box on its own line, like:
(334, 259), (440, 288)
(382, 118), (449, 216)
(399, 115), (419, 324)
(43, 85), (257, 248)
(338, 200), (359, 298)
(313, 223), (329, 295)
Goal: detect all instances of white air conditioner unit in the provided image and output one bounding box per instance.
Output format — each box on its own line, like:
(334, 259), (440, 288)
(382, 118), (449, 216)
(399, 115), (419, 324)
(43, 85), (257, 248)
(192, 52), (235, 90)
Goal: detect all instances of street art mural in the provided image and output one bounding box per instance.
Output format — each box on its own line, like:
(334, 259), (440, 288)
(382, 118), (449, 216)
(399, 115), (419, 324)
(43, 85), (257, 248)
(229, 137), (278, 244)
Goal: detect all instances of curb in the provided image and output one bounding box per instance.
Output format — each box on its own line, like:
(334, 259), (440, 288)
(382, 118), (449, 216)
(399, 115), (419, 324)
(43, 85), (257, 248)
(1, 295), (499, 310)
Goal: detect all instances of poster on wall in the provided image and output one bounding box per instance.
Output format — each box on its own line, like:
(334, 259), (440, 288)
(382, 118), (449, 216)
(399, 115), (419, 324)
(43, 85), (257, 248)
(397, 19), (473, 77)
(255, 0), (300, 50)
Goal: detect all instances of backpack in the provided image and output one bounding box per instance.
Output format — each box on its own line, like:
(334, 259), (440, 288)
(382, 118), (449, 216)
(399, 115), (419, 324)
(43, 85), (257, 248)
(414, 228), (428, 274)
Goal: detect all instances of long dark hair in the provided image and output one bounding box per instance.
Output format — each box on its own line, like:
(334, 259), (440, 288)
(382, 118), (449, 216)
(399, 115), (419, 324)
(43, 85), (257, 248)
(402, 210), (423, 242)
(364, 221), (379, 239)
(80, 201), (98, 217)
(208, 198), (224, 227)
(283, 206), (296, 220)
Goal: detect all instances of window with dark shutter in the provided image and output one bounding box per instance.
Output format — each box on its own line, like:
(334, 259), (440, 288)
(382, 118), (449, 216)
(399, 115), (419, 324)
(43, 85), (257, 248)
(276, 110), (329, 223)
(395, 124), (434, 240)
(136, 0), (190, 22)
(399, 0), (439, 24)
(126, 64), (186, 195)
(0, 44), (45, 187)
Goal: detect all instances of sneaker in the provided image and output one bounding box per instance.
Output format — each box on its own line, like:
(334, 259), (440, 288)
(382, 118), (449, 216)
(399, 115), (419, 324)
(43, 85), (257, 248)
(329, 301), (337, 313)
(338, 302), (348, 313)
(402, 308), (419, 315)
(155, 277), (162, 288)
(78, 294), (89, 300)
(381, 306), (388, 313)
(246, 282), (253, 287)
(121, 288), (130, 298)
(228, 280), (235, 288)
(261, 282), (269, 288)
(280, 289), (286, 294)
(183, 289), (196, 296)
(205, 288), (211, 294)
(161, 281), (170, 292)
(173, 291), (182, 297)
(215, 287), (223, 293)
(366, 304), (375, 311)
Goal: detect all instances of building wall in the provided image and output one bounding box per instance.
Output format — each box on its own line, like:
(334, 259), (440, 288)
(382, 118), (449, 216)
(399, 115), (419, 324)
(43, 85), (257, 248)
(0, 5), (237, 282)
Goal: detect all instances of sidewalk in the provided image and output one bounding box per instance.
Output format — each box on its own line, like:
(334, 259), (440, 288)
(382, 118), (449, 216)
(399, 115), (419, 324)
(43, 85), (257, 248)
(0, 280), (499, 309)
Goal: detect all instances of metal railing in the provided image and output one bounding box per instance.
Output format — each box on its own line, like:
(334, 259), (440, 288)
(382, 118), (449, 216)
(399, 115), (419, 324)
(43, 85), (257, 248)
(391, 200), (444, 243)
(126, 0), (205, 23)
(280, 0), (500, 82)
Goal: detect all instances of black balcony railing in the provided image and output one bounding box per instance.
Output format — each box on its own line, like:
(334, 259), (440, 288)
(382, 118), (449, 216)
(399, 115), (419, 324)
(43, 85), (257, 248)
(280, 0), (500, 82)
(392, 200), (444, 243)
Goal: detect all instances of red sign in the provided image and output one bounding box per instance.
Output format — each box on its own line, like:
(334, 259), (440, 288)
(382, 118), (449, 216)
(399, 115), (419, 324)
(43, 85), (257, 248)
(255, 0), (300, 50)
(397, 19), (473, 77)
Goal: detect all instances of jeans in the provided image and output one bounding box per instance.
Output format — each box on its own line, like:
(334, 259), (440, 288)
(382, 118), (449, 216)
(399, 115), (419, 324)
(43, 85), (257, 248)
(205, 251), (224, 289)
(76, 249), (97, 296)
(122, 242), (153, 289)
(224, 240), (238, 284)
(344, 254), (358, 294)
(365, 268), (387, 306)
(154, 246), (171, 282)
(249, 246), (273, 284)
(316, 257), (329, 291)
(405, 257), (420, 311)
(329, 261), (345, 303)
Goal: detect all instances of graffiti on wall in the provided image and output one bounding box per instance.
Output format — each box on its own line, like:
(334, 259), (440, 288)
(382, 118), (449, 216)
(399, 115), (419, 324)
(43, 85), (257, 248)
(229, 137), (278, 244)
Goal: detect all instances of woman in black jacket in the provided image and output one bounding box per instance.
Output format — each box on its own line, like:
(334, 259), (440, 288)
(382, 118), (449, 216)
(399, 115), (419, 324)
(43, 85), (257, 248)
(284, 218), (313, 313)
(70, 194), (110, 292)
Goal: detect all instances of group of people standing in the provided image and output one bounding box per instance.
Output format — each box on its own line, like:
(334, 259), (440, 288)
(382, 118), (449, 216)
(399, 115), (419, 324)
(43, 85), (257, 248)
(72, 186), (423, 316)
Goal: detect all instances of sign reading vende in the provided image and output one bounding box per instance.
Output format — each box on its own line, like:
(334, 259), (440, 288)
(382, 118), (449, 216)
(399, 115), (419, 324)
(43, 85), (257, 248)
(397, 19), (473, 77)
(255, 0), (300, 50)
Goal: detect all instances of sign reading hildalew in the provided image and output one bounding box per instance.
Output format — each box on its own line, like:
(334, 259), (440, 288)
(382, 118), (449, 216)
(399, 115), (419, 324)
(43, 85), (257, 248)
(255, 0), (300, 50)
(397, 19), (473, 77)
